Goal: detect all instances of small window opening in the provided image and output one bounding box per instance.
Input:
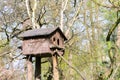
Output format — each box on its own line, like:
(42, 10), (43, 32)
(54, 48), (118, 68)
(57, 39), (59, 45)
(53, 37), (56, 41)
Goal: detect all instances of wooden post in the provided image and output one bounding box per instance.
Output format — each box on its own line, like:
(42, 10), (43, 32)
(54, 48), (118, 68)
(52, 54), (59, 80)
(27, 55), (33, 80)
(35, 56), (41, 80)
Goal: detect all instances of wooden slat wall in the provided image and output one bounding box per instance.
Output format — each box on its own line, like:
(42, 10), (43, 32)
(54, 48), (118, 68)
(22, 31), (64, 55)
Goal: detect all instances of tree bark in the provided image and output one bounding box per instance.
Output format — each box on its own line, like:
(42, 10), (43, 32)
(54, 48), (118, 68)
(27, 55), (33, 80)
(35, 57), (41, 80)
(26, 0), (32, 18)
(32, 0), (37, 29)
(106, 17), (120, 41)
(26, 0), (40, 29)
(60, 0), (68, 31)
(52, 54), (59, 80)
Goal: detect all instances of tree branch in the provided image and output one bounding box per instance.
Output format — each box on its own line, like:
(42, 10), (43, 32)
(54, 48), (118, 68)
(106, 17), (120, 41)
(25, 0), (32, 18)
(0, 51), (11, 57)
(60, 0), (68, 31)
(57, 53), (86, 80)
(92, 0), (120, 10)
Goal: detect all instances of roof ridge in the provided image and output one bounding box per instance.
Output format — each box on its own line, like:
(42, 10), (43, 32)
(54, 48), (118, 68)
(18, 27), (67, 39)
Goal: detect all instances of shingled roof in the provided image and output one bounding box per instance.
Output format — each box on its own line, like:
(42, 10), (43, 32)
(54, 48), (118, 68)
(18, 27), (67, 40)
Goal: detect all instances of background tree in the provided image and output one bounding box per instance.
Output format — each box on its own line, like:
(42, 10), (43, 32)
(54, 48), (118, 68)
(0, 0), (120, 80)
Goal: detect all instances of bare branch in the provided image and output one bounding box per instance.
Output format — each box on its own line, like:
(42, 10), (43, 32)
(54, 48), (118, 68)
(25, 0), (32, 18)
(0, 51), (11, 57)
(92, 0), (120, 10)
(65, 1), (83, 37)
(57, 53), (86, 80)
(106, 17), (120, 41)
(60, 0), (68, 31)
(32, 0), (37, 29)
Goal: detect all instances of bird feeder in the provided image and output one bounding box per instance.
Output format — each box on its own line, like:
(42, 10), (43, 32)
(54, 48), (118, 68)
(19, 27), (67, 80)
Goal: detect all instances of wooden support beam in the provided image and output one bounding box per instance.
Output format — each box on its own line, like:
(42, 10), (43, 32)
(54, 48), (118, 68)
(35, 56), (41, 80)
(27, 55), (33, 80)
(52, 54), (59, 80)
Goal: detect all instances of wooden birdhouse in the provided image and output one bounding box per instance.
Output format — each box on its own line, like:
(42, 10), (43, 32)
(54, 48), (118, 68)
(19, 27), (67, 57)
(19, 27), (67, 80)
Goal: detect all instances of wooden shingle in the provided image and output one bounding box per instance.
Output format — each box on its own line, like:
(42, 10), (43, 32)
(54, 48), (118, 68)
(19, 27), (67, 40)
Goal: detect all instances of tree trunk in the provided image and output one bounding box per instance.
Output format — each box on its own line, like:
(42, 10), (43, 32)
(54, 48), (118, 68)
(35, 57), (41, 80)
(116, 24), (120, 47)
(52, 54), (59, 80)
(60, 0), (68, 31)
(27, 55), (33, 80)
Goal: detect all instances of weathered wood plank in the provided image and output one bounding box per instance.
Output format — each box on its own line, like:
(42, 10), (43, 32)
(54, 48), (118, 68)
(27, 55), (33, 80)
